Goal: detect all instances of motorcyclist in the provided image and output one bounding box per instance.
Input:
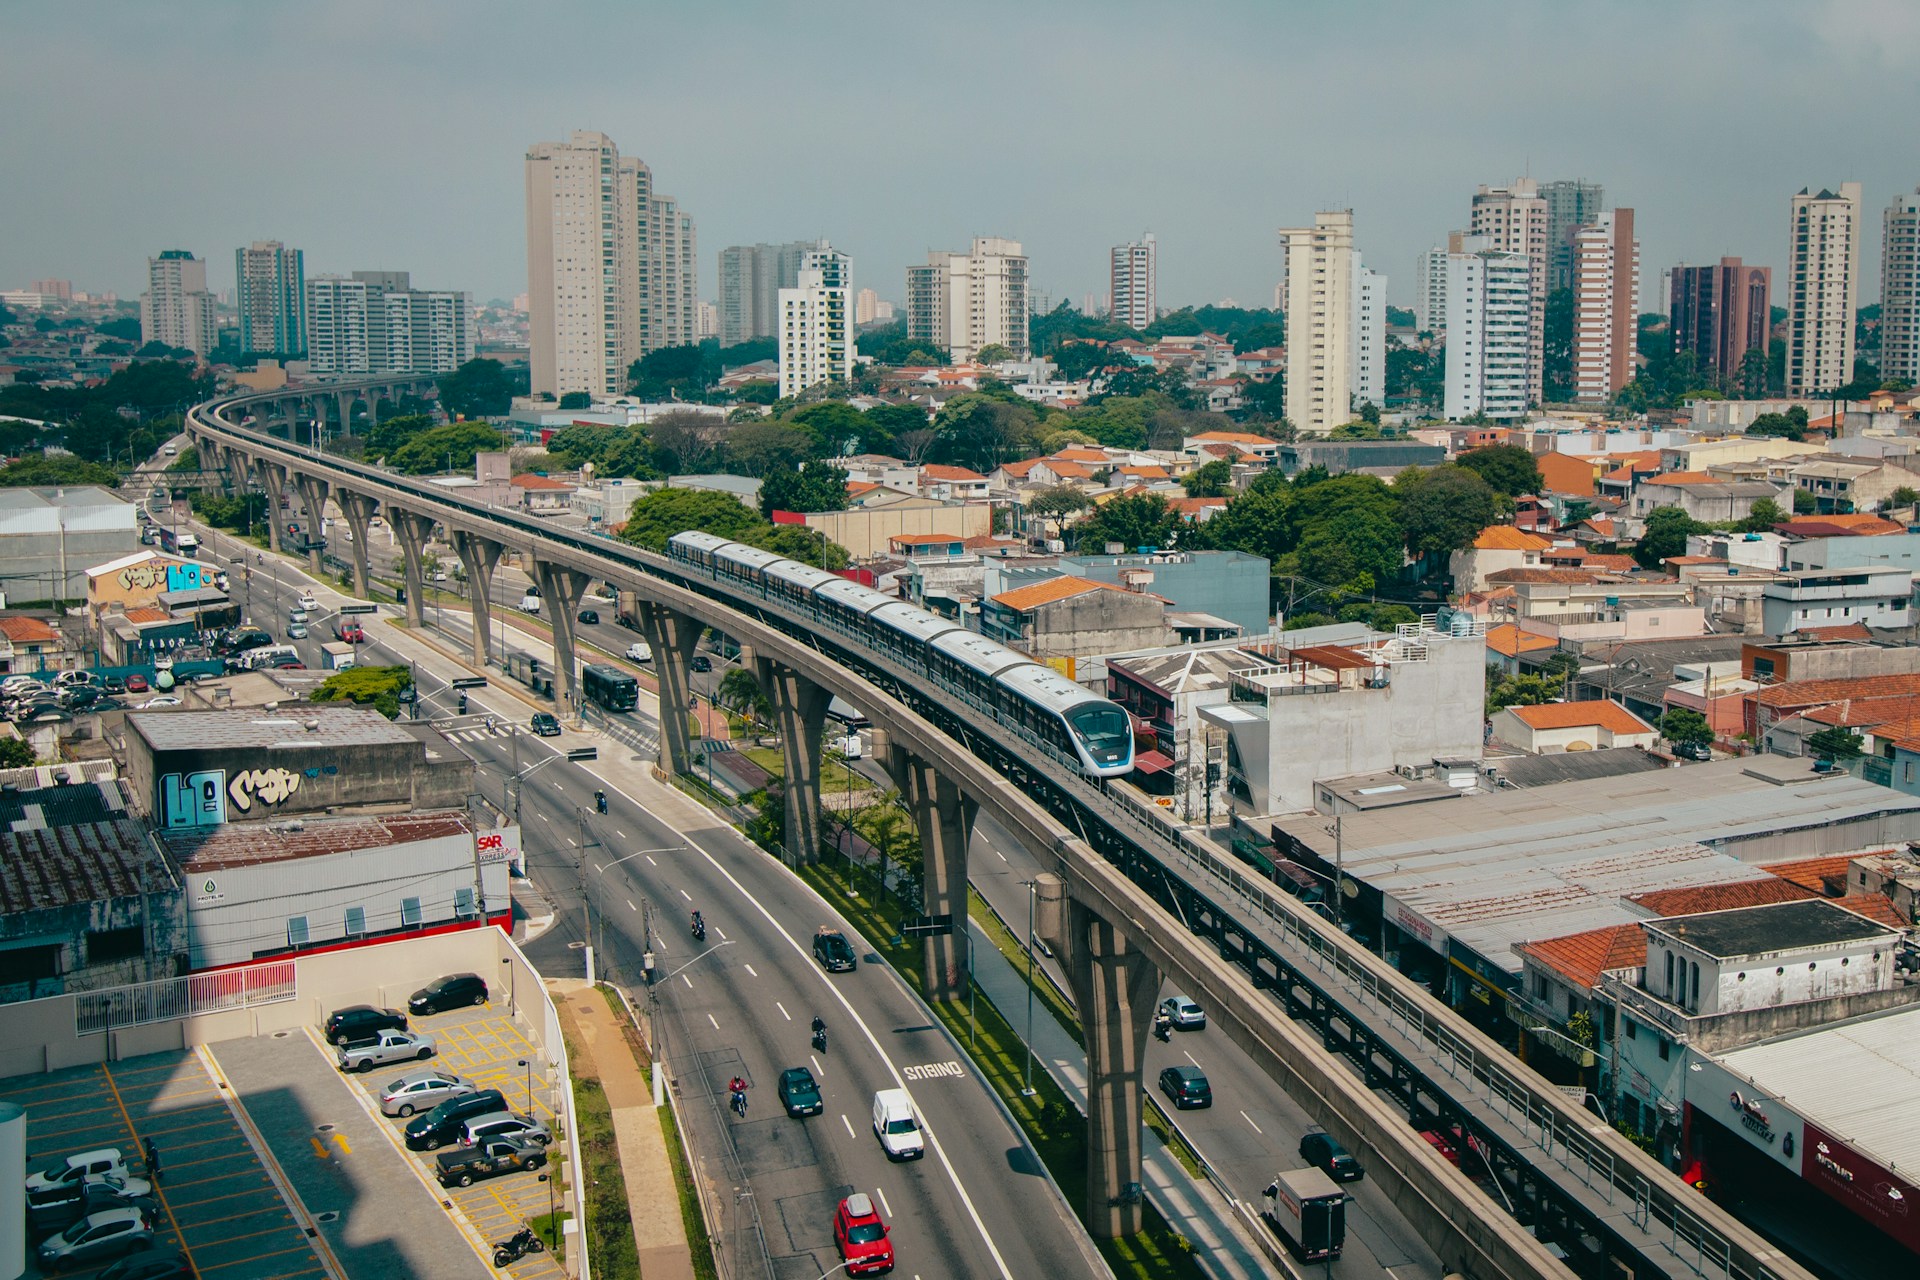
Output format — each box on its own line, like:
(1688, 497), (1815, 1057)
(811, 1015), (828, 1050)
(595, 789), (607, 814)
(1153, 1011), (1172, 1043)
(691, 910), (705, 939)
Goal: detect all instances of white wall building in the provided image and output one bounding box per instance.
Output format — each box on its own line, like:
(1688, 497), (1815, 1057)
(854, 288), (893, 325)
(1784, 184), (1862, 396)
(1110, 234), (1157, 330)
(1443, 235), (1532, 420)
(906, 237), (1030, 364)
(1278, 210), (1357, 434)
(234, 240), (306, 359)
(1415, 232), (1461, 333)
(1572, 209), (1641, 404)
(139, 251), (217, 357)
(1882, 188), (1920, 387)
(778, 244), (853, 398)
(1759, 566), (1914, 635)
(1352, 261), (1387, 411)
(1470, 178), (1550, 402)
(306, 271), (473, 376)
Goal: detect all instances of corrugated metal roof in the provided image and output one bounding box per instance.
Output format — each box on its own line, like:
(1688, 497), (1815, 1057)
(162, 811), (472, 871)
(1717, 1004), (1920, 1174)
(130, 707), (419, 751)
(0, 819), (163, 914)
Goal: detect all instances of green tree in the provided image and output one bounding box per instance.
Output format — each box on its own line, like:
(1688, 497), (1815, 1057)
(1282, 611), (1337, 631)
(1746, 412), (1806, 442)
(1793, 488), (1816, 514)
(436, 358), (517, 418)
(724, 420), (819, 477)
(757, 523), (849, 570)
(387, 422), (508, 475)
(620, 488), (765, 552)
(1486, 668), (1567, 715)
(717, 667), (773, 727)
(1807, 726), (1864, 762)
(1542, 288), (1574, 401)
(785, 401), (867, 454)
(1075, 493), (1178, 553)
(558, 391), (592, 410)
(1737, 497), (1787, 533)
(0, 455), (119, 487)
(1338, 602), (1420, 630)
(1292, 474), (1403, 593)
(974, 343), (1015, 365)
(930, 394), (1039, 472)
(1397, 465), (1499, 560)
(1182, 459), (1234, 497)
(308, 665), (414, 721)
(1197, 470), (1292, 562)
(0, 736), (34, 768)
(1456, 444), (1543, 496)
(759, 462), (850, 517)
(1889, 487), (1920, 509)
(1024, 484), (1092, 535)
(366, 413), (435, 459)
(860, 403), (928, 453)
(1239, 374), (1288, 419)
(1634, 506), (1710, 569)
(1657, 707), (1714, 748)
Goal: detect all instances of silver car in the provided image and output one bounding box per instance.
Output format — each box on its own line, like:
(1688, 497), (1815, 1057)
(460, 1111), (553, 1147)
(381, 1069), (477, 1118)
(37, 1206), (153, 1270)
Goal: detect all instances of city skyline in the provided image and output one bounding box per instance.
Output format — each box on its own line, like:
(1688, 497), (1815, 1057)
(4, 2), (1917, 321)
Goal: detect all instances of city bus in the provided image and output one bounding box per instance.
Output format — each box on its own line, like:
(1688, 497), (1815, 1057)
(581, 663), (639, 713)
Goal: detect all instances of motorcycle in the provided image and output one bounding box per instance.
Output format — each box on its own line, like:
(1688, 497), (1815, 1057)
(1153, 1016), (1172, 1044)
(691, 913), (706, 943)
(492, 1227), (546, 1268)
(731, 1088), (748, 1117)
(811, 1017), (828, 1054)
(594, 789), (608, 815)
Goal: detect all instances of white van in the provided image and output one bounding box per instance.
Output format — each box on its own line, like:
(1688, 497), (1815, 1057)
(625, 641), (652, 663)
(871, 1089), (924, 1161)
(519, 591), (541, 614)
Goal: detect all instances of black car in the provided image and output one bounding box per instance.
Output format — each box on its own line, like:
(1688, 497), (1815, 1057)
(323, 1005), (407, 1046)
(214, 629), (273, 657)
(404, 1088), (508, 1151)
(690, 655), (712, 672)
(101, 676), (127, 695)
(99, 1248), (195, 1280)
(1158, 1065), (1212, 1110)
(813, 928), (856, 972)
(530, 711), (561, 737)
(1299, 1125), (1365, 1182)
(778, 1067), (823, 1117)
(410, 973), (488, 1015)
(578, 609), (600, 625)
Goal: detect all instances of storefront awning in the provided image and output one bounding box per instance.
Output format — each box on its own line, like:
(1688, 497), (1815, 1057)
(1134, 750), (1174, 774)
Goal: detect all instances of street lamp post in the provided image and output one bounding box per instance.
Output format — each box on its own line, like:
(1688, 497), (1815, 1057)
(502, 956), (515, 1019)
(1020, 879), (1039, 1096)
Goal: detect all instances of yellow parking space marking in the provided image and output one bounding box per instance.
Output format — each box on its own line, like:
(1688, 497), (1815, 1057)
(164, 1169), (274, 1193)
(100, 1060), (203, 1279)
(197, 1242), (327, 1272)
(166, 1184), (285, 1214)
(186, 1203), (301, 1231)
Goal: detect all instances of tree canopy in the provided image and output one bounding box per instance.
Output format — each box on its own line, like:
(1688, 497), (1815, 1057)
(616, 486), (847, 569)
(436, 358), (518, 418)
(387, 422), (508, 475)
(1455, 444), (1543, 496)
(1634, 506), (1710, 569)
(1074, 493), (1177, 554)
(1183, 459), (1234, 497)
(308, 665), (413, 721)
(759, 462), (849, 517)
(0, 454), (119, 487)
(1396, 465), (1499, 559)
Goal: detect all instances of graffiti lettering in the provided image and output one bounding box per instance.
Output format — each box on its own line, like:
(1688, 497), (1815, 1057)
(117, 561), (213, 593)
(228, 767), (302, 812)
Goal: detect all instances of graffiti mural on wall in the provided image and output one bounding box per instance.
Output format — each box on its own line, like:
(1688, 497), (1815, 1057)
(118, 560), (215, 593)
(228, 767), (302, 812)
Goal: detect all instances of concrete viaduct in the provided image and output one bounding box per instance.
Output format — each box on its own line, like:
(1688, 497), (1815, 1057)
(186, 381), (1812, 1280)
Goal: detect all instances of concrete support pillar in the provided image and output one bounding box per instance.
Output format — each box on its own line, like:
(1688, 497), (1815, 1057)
(335, 490), (378, 601)
(532, 560), (590, 720)
(880, 735), (977, 999)
(1036, 876), (1159, 1239)
(451, 530), (506, 667)
(752, 654), (829, 866)
(389, 510), (435, 629)
(259, 464), (287, 553)
(293, 475), (330, 575)
(335, 391), (354, 446)
(636, 600), (703, 775)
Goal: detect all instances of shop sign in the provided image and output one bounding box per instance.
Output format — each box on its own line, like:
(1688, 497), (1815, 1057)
(476, 827), (523, 873)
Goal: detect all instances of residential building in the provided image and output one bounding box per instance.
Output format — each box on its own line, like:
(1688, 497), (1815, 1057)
(29, 279), (73, 301)
(1883, 188), (1920, 386)
(510, 472), (576, 514)
(1490, 700), (1658, 754)
(1110, 234), (1157, 330)
(1541, 179), (1606, 293)
(234, 240), (306, 359)
(1052, 549), (1271, 637)
(906, 238), (1030, 364)
(718, 240), (816, 346)
(1442, 235), (1532, 420)
(1670, 258), (1772, 388)
(1276, 438), (1444, 476)
(1759, 566), (1915, 635)
(1470, 178), (1551, 402)
(1629, 472), (1780, 523)
(1353, 261), (1387, 410)
(980, 576), (1171, 666)
(1784, 184), (1862, 396)
(777, 244), (852, 398)
(1790, 456), (1920, 514)
(1278, 210), (1358, 433)
(524, 129), (696, 399)
(1107, 643), (1270, 819)
(1449, 525), (1553, 593)
(138, 250), (217, 356)
(305, 271), (473, 376)
(1572, 209), (1640, 404)
(855, 288), (893, 325)
(1415, 232), (1462, 333)
(695, 299), (718, 341)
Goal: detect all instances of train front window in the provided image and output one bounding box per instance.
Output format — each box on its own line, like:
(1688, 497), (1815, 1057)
(1065, 704), (1131, 763)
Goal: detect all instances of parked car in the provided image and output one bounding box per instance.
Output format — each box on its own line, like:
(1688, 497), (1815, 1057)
(459, 1111), (552, 1148)
(26, 1148), (130, 1196)
(813, 927), (857, 973)
(434, 1134), (547, 1187)
(36, 1206), (154, 1271)
(101, 676), (127, 695)
(380, 1069), (476, 1117)
(336, 1030), (436, 1073)
(833, 1192), (896, 1276)
(778, 1067), (823, 1117)
(577, 609), (600, 625)
(409, 973), (488, 1015)
(27, 1174), (155, 1236)
(323, 1005), (407, 1046)
(1158, 1065), (1212, 1110)
(529, 712), (561, 737)
(404, 1089), (507, 1151)
(97, 1248), (194, 1280)
(1159, 995), (1206, 1031)
(124, 674), (149, 693)
(138, 697), (182, 709)
(1675, 741), (1713, 762)
(1300, 1125), (1365, 1182)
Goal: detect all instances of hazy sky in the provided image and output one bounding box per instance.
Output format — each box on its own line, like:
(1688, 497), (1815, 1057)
(6, 1), (1917, 316)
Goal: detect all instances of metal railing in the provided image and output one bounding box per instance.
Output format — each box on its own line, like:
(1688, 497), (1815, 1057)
(75, 960), (296, 1035)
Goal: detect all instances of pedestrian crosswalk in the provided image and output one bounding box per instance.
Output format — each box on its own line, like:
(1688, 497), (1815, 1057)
(439, 723), (524, 743)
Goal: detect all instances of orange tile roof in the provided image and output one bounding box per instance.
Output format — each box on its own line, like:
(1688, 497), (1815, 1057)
(1189, 431), (1278, 446)
(1169, 496), (1229, 518)
(1627, 879), (1815, 916)
(1504, 700), (1654, 734)
(1754, 672), (1920, 709)
(1833, 894), (1909, 929)
(123, 607), (169, 624)
(889, 532), (966, 547)
(1120, 465), (1170, 480)
(846, 481), (879, 495)
(1794, 622), (1874, 642)
(920, 463), (987, 482)
(1487, 567), (1603, 585)
(1777, 515), (1907, 537)
(1514, 925), (1647, 990)
(1582, 553), (1640, 573)
(1665, 555), (1728, 565)
(1581, 516), (1617, 535)
(1052, 448), (1110, 463)
(1043, 461), (1094, 479)
(998, 459), (1044, 477)
(1535, 452), (1602, 496)
(991, 575), (1137, 611)
(1764, 855), (1858, 895)
(0, 617), (61, 644)
(1485, 623), (1559, 658)
(511, 472), (574, 490)
(1471, 525), (1554, 552)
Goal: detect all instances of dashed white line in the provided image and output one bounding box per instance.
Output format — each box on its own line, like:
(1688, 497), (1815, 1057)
(615, 830), (627, 840)
(707, 1014), (719, 1030)
(626, 899), (637, 912)
(841, 1114), (855, 1139)
(1239, 1110), (1264, 1135)
(776, 1002), (789, 1021)
(715, 927), (727, 939)
(645, 855), (657, 866)
(744, 964), (758, 978)
(566, 838), (577, 847)
(679, 889), (691, 901)
(537, 813), (549, 823)
(682, 974), (694, 989)
(1184, 1050), (1203, 1068)
(876, 1186), (892, 1217)
(810, 1054), (823, 1075)
(995, 849), (1007, 862)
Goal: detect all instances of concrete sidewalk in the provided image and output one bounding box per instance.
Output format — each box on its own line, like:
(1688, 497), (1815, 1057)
(550, 979), (698, 1280)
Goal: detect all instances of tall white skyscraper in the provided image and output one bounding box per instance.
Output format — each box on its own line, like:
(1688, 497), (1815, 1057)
(778, 244), (852, 399)
(1352, 261), (1387, 410)
(139, 250), (217, 357)
(1110, 234), (1157, 330)
(306, 271), (473, 376)
(1278, 210), (1360, 434)
(1882, 188), (1920, 387)
(235, 241), (306, 358)
(1470, 178), (1550, 403)
(1784, 183), (1862, 396)
(1443, 235), (1532, 421)
(719, 242), (817, 346)
(905, 237), (1029, 363)
(1572, 209), (1640, 404)
(524, 130), (697, 400)
(1415, 234), (1461, 333)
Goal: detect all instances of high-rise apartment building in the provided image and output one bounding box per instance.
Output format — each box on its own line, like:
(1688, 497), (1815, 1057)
(1571, 209), (1640, 404)
(30, 279), (73, 302)
(1470, 178), (1550, 403)
(1352, 262), (1387, 410)
(718, 241), (816, 347)
(524, 130), (697, 399)
(1541, 180), (1606, 293)
(1443, 235), (1532, 421)
(696, 300), (719, 342)
(1670, 258), (1772, 388)
(1784, 184), (1862, 396)
(905, 237), (1029, 364)
(778, 245), (852, 399)
(1883, 189), (1920, 387)
(1415, 233), (1463, 333)
(235, 241), (306, 358)
(138, 251), (217, 357)
(854, 288), (893, 325)
(1278, 211), (1361, 434)
(306, 271), (473, 377)
(1110, 234), (1157, 330)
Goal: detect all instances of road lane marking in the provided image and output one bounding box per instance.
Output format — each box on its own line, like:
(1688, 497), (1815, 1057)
(537, 814), (548, 823)
(995, 849), (1007, 862)
(567, 838), (577, 847)
(841, 1114), (855, 1139)
(715, 927), (727, 939)
(646, 855), (657, 866)
(1184, 1050), (1202, 1068)
(708, 1014), (719, 1029)
(903, 1060), (966, 1081)
(679, 889), (690, 901)
(776, 1002), (789, 1021)
(627, 899), (637, 912)
(811, 1054), (823, 1075)
(615, 830), (627, 839)
(744, 964), (758, 977)
(1240, 1110), (1264, 1135)
(682, 975), (693, 989)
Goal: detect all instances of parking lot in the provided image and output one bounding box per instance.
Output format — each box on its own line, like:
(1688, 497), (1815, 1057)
(0, 1047), (329, 1280)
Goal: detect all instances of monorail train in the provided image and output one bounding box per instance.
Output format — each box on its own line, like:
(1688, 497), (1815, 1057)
(668, 531), (1135, 778)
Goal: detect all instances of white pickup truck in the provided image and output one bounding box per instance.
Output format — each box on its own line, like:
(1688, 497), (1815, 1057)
(335, 1029), (437, 1073)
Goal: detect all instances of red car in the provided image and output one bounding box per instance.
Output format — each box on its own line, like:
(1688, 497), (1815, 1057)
(125, 674), (150, 693)
(832, 1193), (894, 1275)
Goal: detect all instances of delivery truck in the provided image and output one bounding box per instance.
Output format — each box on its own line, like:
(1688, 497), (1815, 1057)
(1264, 1166), (1347, 1261)
(321, 641), (357, 670)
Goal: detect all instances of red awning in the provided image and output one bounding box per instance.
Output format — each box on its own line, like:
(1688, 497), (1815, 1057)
(1133, 750), (1174, 774)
